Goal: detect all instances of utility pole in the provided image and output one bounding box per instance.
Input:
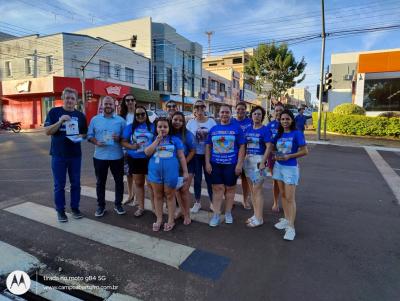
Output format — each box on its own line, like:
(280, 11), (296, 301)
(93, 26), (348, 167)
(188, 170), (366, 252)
(317, 0), (326, 140)
(181, 50), (185, 110)
(80, 41), (110, 114)
(205, 31), (214, 57)
(242, 49), (245, 102)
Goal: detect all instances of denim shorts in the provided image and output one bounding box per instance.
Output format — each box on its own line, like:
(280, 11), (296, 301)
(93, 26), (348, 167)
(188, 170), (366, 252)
(244, 155), (271, 184)
(210, 162), (238, 186)
(272, 162), (300, 185)
(147, 159), (179, 189)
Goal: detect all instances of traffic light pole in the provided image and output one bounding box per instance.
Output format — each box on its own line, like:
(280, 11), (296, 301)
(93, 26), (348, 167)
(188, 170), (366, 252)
(317, 0), (326, 140)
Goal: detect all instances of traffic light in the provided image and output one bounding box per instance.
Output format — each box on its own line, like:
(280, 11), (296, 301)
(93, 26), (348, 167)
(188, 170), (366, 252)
(131, 35), (137, 48)
(324, 72), (332, 92)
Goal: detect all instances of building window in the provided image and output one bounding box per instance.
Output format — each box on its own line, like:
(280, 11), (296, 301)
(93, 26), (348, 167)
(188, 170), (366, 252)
(363, 78), (400, 111)
(99, 60), (110, 78)
(166, 67), (172, 92)
(233, 79), (239, 88)
(220, 83), (225, 93)
(202, 78), (207, 88)
(46, 56), (53, 73)
(114, 64), (121, 79)
(208, 63), (217, 66)
(5, 61), (12, 77)
(125, 67), (134, 83)
(210, 80), (216, 90)
(232, 57), (243, 64)
(25, 58), (33, 75)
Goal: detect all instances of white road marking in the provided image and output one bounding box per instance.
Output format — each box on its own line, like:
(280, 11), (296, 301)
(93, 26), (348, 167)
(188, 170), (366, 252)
(30, 280), (82, 301)
(309, 140), (400, 153)
(365, 147), (400, 204)
(106, 293), (141, 301)
(5, 202), (195, 269)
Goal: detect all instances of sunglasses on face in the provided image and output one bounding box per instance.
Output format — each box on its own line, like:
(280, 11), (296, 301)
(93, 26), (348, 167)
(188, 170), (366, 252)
(167, 104), (177, 108)
(195, 105), (206, 109)
(126, 98), (135, 102)
(136, 112), (146, 117)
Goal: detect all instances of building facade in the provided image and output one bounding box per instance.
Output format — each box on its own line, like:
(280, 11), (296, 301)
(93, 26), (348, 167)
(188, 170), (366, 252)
(329, 48), (400, 115)
(76, 17), (203, 111)
(0, 33), (154, 128)
(286, 87), (311, 107)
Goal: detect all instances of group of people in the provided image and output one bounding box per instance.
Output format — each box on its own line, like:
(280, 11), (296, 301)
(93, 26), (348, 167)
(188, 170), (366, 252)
(45, 87), (308, 241)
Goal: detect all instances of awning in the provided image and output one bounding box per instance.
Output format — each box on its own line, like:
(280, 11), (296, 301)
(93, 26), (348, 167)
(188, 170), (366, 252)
(131, 87), (161, 103)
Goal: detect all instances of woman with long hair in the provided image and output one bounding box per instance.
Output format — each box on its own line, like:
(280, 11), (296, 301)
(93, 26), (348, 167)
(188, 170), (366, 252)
(186, 100), (216, 213)
(261, 109), (308, 240)
(121, 105), (154, 217)
(145, 118), (189, 232)
(119, 94), (136, 204)
(243, 106), (272, 227)
(171, 111), (196, 225)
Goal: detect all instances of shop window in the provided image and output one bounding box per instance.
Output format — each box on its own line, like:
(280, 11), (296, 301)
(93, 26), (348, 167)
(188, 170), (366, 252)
(363, 78), (400, 111)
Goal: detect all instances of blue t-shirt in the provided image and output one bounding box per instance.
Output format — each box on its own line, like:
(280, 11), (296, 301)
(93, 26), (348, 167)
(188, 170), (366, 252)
(232, 117), (252, 132)
(272, 130), (306, 166)
(245, 125), (271, 155)
(266, 120), (280, 141)
(172, 131), (195, 157)
(149, 136), (184, 163)
(207, 122), (245, 165)
(295, 114), (311, 131)
(87, 114), (126, 160)
(122, 122), (154, 159)
(44, 107), (87, 157)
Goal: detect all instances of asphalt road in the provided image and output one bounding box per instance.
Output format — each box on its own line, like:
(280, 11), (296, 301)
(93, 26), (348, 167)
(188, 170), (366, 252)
(0, 132), (399, 301)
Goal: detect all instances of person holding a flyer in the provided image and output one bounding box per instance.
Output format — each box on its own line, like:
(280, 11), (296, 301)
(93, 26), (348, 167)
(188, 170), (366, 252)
(44, 87), (87, 222)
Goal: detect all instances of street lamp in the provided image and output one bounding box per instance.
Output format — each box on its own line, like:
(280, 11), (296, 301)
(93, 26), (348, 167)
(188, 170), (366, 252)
(80, 41), (111, 114)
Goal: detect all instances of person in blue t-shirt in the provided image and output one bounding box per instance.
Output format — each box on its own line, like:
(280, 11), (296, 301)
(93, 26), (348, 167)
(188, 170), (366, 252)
(261, 109), (308, 241)
(121, 106), (154, 217)
(295, 107), (312, 132)
(145, 118), (189, 232)
(206, 104), (245, 227)
(87, 96), (126, 217)
(265, 102), (284, 213)
(171, 112), (195, 226)
(232, 102), (252, 210)
(44, 87), (87, 223)
(243, 106), (272, 228)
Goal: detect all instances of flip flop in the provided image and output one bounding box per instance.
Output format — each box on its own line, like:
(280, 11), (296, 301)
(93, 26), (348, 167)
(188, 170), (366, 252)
(152, 222), (162, 232)
(246, 218), (264, 228)
(134, 208), (144, 217)
(183, 217), (192, 225)
(163, 222), (175, 232)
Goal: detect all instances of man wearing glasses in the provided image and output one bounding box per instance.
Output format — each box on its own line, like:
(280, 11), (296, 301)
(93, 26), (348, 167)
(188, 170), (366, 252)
(165, 100), (178, 119)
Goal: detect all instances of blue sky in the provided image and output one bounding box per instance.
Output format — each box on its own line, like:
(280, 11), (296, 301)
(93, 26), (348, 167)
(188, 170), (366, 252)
(1, 0), (400, 104)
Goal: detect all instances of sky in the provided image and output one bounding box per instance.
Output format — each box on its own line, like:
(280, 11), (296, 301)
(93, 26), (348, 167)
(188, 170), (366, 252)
(1, 0), (400, 104)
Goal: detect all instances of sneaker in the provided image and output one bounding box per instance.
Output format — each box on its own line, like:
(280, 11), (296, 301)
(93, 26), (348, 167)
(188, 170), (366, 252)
(95, 207), (106, 217)
(284, 226), (296, 241)
(274, 218), (289, 230)
(224, 211), (233, 224)
(209, 214), (221, 227)
(114, 205), (126, 215)
(57, 211), (68, 223)
(190, 202), (202, 213)
(71, 208), (83, 219)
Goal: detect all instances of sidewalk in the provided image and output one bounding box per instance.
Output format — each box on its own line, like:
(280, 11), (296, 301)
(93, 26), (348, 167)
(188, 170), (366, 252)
(305, 129), (400, 149)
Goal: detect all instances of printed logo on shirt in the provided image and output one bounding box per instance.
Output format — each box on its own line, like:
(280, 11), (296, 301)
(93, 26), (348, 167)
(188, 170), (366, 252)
(247, 136), (260, 149)
(156, 144), (175, 158)
(196, 127), (209, 145)
(212, 134), (235, 154)
(132, 129), (153, 152)
(276, 137), (293, 154)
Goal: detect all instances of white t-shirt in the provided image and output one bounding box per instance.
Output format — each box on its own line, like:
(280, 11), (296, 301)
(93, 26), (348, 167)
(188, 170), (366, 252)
(125, 113), (135, 125)
(186, 118), (217, 155)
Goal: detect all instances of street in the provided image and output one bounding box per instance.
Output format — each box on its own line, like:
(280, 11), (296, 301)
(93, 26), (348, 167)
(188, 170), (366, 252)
(0, 132), (399, 301)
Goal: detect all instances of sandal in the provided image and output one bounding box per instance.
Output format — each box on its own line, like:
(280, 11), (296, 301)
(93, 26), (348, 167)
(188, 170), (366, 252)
(122, 196), (134, 205)
(243, 202), (252, 210)
(246, 215), (256, 224)
(247, 218), (264, 228)
(152, 222), (162, 232)
(134, 208), (144, 217)
(163, 222), (175, 232)
(271, 206), (280, 213)
(183, 216), (192, 225)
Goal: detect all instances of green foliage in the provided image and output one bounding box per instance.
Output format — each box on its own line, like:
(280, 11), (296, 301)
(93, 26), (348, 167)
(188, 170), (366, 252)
(244, 43), (306, 98)
(332, 103), (366, 115)
(312, 112), (400, 137)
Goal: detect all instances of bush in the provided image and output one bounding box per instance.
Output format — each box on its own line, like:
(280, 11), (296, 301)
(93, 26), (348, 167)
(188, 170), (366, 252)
(333, 103), (366, 115)
(312, 112), (400, 137)
(378, 111), (400, 118)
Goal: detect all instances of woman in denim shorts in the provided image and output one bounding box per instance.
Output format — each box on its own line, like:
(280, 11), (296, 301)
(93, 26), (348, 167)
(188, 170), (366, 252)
(261, 109), (308, 241)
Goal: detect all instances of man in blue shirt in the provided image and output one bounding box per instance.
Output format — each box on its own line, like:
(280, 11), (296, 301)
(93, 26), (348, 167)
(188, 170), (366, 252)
(87, 96), (126, 217)
(44, 87), (87, 222)
(294, 107), (312, 132)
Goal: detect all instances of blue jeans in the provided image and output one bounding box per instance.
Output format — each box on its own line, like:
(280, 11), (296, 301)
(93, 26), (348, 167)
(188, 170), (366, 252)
(51, 156), (82, 212)
(193, 154), (213, 202)
(93, 157), (124, 208)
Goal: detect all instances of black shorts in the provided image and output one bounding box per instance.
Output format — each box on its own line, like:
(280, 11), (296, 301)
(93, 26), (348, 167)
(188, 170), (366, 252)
(127, 156), (149, 175)
(210, 162), (238, 186)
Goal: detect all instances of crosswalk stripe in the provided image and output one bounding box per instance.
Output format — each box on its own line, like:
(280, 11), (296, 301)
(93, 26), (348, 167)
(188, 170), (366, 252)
(80, 186), (212, 224)
(4, 202), (230, 280)
(5, 202), (194, 269)
(30, 280), (82, 301)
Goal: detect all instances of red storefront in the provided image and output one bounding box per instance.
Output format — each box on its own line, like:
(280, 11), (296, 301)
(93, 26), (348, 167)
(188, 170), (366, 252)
(0, 76), (133, 129)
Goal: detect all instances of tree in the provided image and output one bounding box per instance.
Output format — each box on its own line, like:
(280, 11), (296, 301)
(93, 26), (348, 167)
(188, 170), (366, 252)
(245, 43), (307, 99)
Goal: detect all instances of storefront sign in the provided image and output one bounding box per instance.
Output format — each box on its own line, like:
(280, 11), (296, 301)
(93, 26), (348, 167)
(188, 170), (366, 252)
(16, 81), (31, 93)
(106, 86), (122, 96)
